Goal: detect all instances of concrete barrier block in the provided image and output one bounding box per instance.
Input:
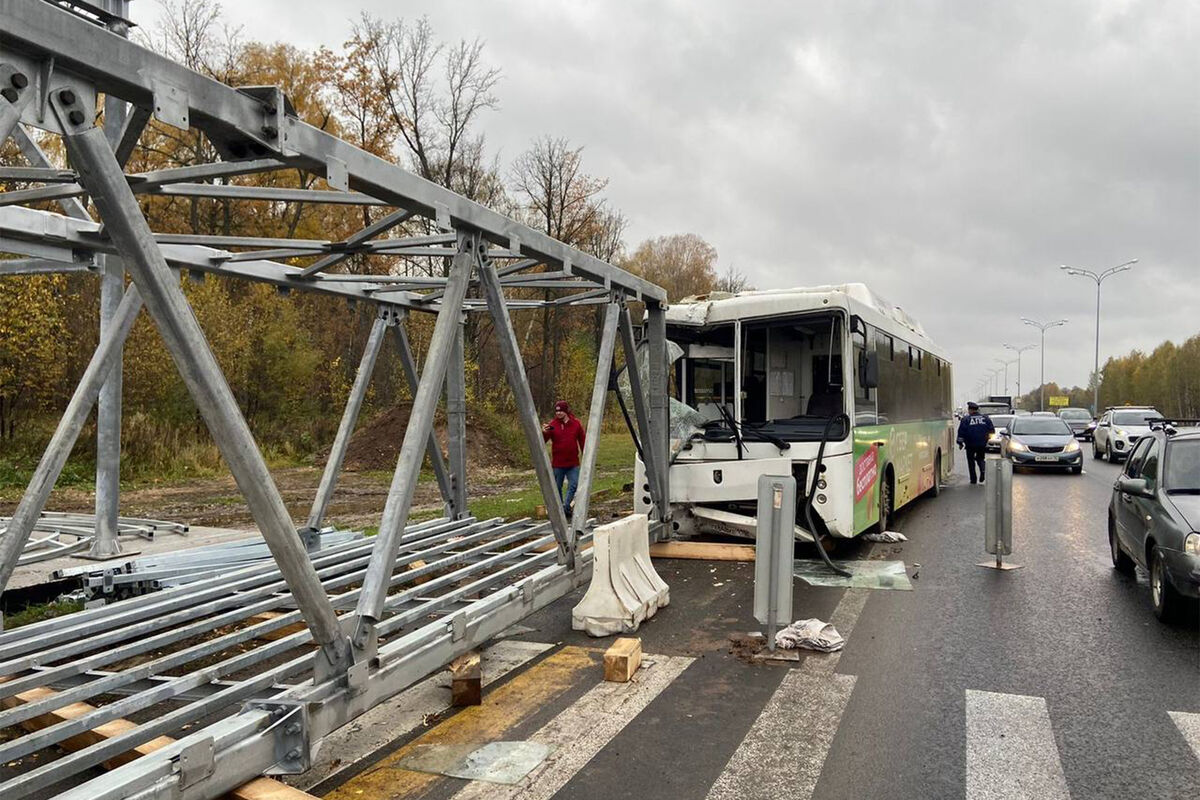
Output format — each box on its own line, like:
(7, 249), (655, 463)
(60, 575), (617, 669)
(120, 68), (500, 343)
(572, 514), (669, 637)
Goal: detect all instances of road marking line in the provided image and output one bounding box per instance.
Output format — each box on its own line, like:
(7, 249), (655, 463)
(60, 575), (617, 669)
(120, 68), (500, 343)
(705, 668), (857, 800)
(450, 654), (694, 800)
(324, 646), (598, 800)
(802, 588), (869, 674)
(965, 689), (1071, 800)
(1169, 710), (1200, 761)
(295, 640), (552, 791)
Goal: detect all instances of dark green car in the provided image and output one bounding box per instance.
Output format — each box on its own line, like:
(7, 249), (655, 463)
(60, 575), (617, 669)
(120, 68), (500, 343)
(1108, 425), (1200, 621)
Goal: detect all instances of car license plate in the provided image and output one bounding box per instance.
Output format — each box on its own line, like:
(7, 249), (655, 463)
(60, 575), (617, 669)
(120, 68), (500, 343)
(1034, 455), (1057, 462)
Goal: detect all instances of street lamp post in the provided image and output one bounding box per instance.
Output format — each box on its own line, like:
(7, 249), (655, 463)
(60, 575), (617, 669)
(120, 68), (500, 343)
(1003, 343), (1037, 409)
(994, 357), (1018, 396)
(1021, 318), (1068, 412)
(1060, 259), (1137, 416)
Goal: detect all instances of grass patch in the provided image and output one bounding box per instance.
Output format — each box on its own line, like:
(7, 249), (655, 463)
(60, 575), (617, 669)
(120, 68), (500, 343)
(4, 599), (83, 630)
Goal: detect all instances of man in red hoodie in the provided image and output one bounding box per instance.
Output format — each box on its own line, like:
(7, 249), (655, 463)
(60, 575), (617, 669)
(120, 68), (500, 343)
(542, 400), (586, 518)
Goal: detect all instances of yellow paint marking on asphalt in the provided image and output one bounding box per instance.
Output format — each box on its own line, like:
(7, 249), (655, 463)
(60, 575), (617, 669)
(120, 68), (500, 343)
(324, 646), (598, 800)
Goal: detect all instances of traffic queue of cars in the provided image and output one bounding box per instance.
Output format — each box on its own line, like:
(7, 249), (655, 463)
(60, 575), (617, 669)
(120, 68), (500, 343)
(977, 404), (1198, 623)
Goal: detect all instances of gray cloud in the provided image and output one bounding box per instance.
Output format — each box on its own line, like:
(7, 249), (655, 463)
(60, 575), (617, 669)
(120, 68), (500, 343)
(144, 0), (1199, 402)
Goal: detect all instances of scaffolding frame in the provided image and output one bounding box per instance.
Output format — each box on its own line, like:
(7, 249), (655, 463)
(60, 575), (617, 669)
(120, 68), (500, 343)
(0, 2), (671, 797)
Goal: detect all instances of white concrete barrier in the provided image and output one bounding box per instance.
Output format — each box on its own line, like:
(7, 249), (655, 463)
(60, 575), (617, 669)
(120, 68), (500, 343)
(572, 514), (670, 637)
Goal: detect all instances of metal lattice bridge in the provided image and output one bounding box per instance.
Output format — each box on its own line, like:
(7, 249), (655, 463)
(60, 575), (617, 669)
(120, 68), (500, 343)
(0, 2), (671, 797)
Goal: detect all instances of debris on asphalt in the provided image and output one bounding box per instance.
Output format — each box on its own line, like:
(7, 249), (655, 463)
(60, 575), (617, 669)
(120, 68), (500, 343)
(863, 530), (908, 543)
(774, 618), (845, 652)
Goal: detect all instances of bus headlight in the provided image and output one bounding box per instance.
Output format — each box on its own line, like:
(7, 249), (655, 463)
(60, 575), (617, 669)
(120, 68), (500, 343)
(1185, 533), (1200, 556)
(816, 493), (827, 504)
(817, 479), (827, 490)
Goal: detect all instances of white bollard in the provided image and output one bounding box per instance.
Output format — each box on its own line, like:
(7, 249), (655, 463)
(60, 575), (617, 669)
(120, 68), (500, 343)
(572, 514), (670, 636)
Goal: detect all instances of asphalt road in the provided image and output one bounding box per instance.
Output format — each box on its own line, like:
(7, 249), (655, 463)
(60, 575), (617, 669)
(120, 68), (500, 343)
(819, 452), (1200, 798)
(320, 450), (1199, 800)
(516, 450), (1199, 800)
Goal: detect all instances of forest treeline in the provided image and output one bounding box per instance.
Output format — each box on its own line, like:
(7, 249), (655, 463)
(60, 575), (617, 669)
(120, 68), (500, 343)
(1014, 334), (1200, 417)
(0, 1), (750, 478)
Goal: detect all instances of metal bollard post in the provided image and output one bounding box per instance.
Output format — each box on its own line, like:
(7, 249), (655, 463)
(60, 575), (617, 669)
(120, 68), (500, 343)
(754, 475), (796, 650)
(978, 456), (1022, 570)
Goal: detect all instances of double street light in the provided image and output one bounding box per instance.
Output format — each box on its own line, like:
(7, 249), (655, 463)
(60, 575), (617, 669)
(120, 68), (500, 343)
(1002, 342), (1037, 407)
(994, 357), (1018, 396)
(1060, 258), (1138, 416)
(1021, 318), (1068, 411)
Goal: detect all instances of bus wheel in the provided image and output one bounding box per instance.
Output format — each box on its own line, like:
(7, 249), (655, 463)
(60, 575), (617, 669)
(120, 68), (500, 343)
(928, 452), (942, 497)
(877, 470), (894, 533)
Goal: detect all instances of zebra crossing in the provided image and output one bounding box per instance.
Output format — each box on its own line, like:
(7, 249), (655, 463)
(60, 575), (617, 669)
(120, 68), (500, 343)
(318, 633), (1198, 800)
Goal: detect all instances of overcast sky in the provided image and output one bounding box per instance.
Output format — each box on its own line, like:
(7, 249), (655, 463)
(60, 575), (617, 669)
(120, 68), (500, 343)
(142, 0), (1199, 405)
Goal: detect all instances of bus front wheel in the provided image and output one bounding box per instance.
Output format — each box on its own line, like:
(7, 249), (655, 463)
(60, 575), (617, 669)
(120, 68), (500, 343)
(877, 469), (894, 533)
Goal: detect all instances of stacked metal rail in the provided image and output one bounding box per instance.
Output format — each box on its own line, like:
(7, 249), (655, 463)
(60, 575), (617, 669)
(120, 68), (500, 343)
(0, 515), (590, 799)
(52, 529), (363, 600)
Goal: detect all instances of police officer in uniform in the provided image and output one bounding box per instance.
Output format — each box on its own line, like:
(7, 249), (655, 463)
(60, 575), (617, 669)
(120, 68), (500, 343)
(956, 401), (994, 485)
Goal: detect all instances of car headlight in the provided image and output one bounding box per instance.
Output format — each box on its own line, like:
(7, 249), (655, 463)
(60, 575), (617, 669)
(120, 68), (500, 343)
(1185, 533), (1200, 556)
(1063, 440), (1080, 453)
(1113, 428), (1125, 438)
(1008, 440), (1027, 453)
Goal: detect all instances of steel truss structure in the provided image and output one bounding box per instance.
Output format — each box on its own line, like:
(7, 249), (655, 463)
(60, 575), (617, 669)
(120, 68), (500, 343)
(0, 2), (671, 797)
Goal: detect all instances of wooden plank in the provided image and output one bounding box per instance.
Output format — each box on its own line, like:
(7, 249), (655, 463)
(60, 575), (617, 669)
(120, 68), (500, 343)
(648, 541), (756, 562)
(603, 637), (642, 683)
(449, 651), (482, 706)
(0, 686), (317, 800)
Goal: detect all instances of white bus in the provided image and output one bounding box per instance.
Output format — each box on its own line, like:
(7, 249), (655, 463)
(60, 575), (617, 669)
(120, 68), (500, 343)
(635, 283), (953, 541)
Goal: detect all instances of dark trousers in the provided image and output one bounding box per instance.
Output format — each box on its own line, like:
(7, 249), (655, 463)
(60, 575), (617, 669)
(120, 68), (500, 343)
(965, 446), (987, 483)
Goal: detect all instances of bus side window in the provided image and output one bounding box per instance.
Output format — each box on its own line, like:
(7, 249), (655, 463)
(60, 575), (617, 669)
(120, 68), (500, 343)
(853, 325), (877, 425)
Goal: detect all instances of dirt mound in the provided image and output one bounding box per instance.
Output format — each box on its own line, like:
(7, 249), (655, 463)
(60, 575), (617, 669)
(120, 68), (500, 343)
(338, 404), (527, 473)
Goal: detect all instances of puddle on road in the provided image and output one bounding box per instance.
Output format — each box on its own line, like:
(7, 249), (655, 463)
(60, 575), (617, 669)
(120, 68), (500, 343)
(793, 559), (913, 591)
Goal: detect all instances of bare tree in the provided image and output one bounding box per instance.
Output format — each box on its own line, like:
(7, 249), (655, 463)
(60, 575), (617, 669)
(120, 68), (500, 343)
(355, 14), (501, 196)
(715, 263), (752, 294)
(510, 136), (608, 245)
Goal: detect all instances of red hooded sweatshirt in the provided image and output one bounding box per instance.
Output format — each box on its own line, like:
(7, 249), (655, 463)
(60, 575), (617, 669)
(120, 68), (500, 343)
(543, 414), (586, 468)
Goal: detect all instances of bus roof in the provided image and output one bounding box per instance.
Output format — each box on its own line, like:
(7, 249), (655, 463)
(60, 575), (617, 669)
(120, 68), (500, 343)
(668, 283), (948, 361)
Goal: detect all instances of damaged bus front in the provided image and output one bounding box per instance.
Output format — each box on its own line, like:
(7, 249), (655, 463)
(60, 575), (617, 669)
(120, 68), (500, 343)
(633, 284), (954, 543)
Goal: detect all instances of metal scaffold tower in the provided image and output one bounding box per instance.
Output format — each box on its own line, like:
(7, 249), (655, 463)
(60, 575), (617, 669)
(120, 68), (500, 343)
(0, 2), (671, 797)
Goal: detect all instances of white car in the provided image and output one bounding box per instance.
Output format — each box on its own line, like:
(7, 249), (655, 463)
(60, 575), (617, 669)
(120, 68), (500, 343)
(1092, 407), (1162, 462)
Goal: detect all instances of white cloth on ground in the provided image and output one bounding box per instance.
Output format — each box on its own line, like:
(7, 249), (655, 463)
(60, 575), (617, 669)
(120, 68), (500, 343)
(862, 530), (907, 543)
(774, 618), (845, 652)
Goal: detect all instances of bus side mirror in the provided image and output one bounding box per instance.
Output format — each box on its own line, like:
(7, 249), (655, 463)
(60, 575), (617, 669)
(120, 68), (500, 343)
(861, 351), (879, 388)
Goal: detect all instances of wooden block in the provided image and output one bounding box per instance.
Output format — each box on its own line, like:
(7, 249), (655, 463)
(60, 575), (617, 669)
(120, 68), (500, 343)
(603, 637), (642, 682)
(648, 541), (756, 562)
(449, 651), (482, 706)
(407, 559), (432, 585)
(0, 685), (317, 799)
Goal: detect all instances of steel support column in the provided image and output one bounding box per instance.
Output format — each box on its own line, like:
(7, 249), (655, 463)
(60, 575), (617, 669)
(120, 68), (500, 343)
(91, 58), (132, 559)
(352, 243), (474, 651)
(306, 312), (389, 532)
(618, 305), (664, 516)
(0, 286), (142, 594)
(447, 319), (469, 518)
(54, 102), (353, 678)
(570, 302), (620, 536)
(391, 318), (456, 516)
(478, 255), (573, 565)
(646, 301), (671, 526)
